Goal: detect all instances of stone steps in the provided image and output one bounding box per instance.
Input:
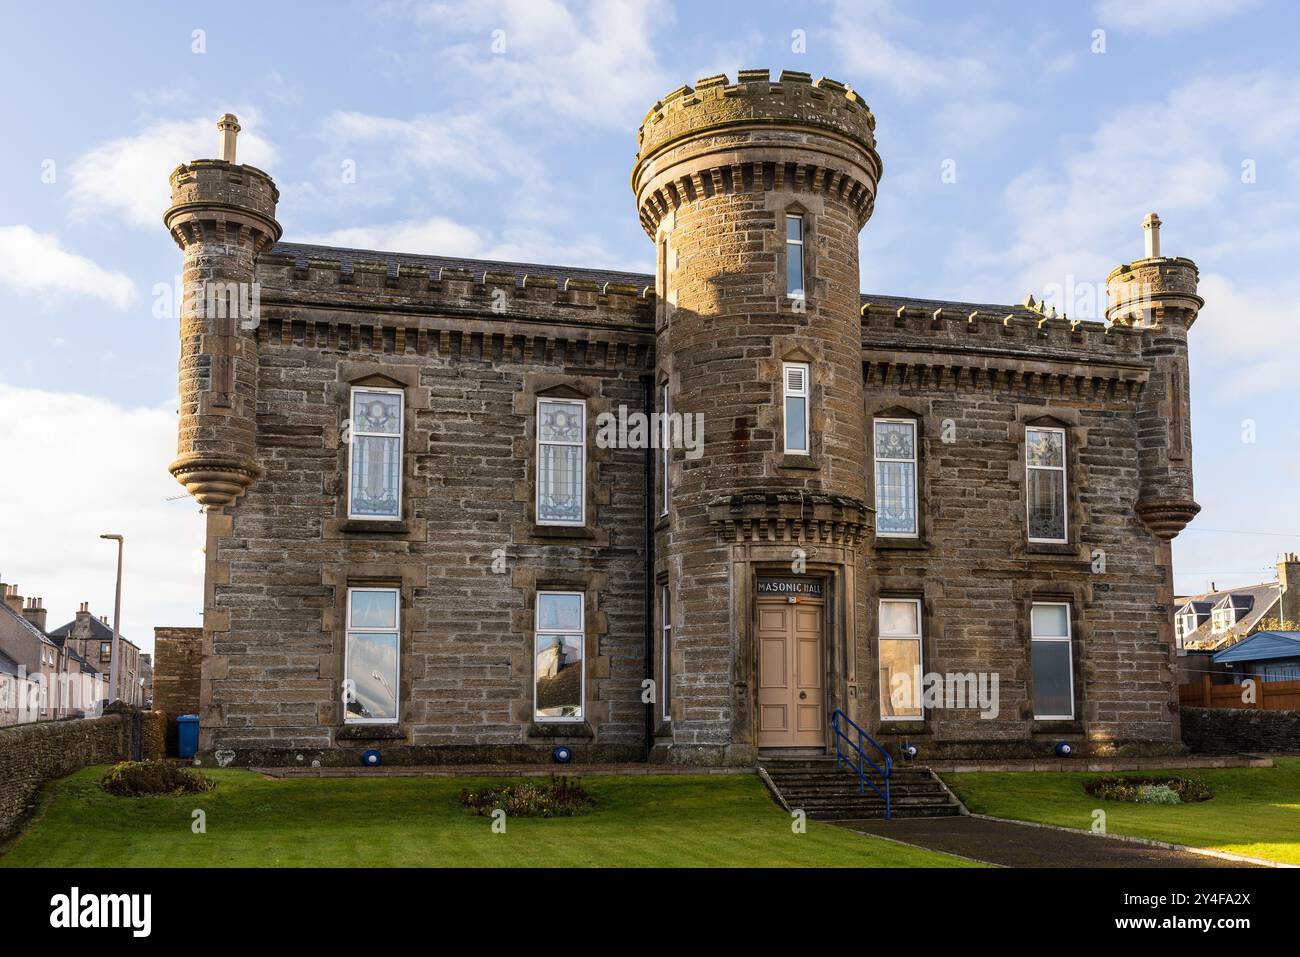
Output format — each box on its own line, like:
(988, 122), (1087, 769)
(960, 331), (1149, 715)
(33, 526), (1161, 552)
(760, 759), (963, 819)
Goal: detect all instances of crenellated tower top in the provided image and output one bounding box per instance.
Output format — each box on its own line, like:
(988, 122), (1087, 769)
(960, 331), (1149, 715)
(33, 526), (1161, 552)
(631, 69), (883, 238)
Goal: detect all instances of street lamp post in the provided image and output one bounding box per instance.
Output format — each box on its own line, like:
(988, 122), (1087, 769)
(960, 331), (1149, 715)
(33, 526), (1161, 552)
(100, 534), (123, 705)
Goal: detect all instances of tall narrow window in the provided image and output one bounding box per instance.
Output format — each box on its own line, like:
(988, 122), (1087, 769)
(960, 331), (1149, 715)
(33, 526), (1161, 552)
(660, 385), (670, 517)
(874, 418), (918, 537)
(345, 587), (400, 724)
(1026, 426), (1067, 542)
(348, 387), (403, 520)
(878, 598), (923, 720)
(535, 591), (584, 721)
(783, 362), (810, 454)
(785, 214), (805, 298)
(661, 585), (672, 721)
(536, 398), (585, 525)
(1030, 602), (1073, 720)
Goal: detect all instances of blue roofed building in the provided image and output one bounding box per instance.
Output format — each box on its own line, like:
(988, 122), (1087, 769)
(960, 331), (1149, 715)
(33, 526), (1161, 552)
(1212, 631), (1300, 683)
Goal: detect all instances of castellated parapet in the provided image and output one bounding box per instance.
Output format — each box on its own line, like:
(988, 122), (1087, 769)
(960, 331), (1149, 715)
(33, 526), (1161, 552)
(164, 131), (282, 507)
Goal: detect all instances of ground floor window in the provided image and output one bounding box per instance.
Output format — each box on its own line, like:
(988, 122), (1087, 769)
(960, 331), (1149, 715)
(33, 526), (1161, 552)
(345, 587), (400, 724)
(879, 598), (923, 720)
(535, 591), (584, 721)
(661, 585), (672, 721)
(1031, 602), (1073, 719)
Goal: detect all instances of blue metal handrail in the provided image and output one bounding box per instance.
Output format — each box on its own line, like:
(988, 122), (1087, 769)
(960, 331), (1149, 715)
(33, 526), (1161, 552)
(831, 709), (893, 819)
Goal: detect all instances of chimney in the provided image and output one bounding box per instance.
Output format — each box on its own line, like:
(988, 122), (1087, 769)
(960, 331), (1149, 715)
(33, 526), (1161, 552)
(217, 113), (240, 164)
(1142, 212), (1162, 259)
(3, 584), (22, 614)
(1278, 553), (1300, 629)
(21, 596), (47, 633)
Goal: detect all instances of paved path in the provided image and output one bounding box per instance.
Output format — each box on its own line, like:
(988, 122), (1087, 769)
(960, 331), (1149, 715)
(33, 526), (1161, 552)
(837, 816), (1262, 868)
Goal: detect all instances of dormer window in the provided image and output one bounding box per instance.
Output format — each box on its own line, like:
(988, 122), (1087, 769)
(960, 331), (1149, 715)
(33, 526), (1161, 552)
(1211, 602), (1237, 634)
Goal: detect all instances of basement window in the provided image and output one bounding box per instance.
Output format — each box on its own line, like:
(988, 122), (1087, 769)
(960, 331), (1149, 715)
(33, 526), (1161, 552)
(535, 591), (585, 721)
(1031, 602), (1073, 720)
(344, 587), (400, 724)
(348, 387), (404, 521)
(536, 399), (586, 525)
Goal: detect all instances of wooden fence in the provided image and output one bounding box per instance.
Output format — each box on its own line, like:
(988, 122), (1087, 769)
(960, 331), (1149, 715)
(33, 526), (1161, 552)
(1178, 676), (1300, 711)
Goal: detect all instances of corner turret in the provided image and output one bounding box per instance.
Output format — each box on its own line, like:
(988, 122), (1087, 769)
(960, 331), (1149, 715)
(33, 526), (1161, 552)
(163, 115), (281, 507)
(1106, 213), (1202, 539)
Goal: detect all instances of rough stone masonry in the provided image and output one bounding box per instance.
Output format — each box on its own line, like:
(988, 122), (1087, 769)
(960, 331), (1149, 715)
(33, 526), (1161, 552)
(162, 70), (1201, 767)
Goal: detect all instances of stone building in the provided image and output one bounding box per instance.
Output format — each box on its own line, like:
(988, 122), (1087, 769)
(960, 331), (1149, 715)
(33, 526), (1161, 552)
(48, 604), (143, 708)
(163, 72), (1202, 766)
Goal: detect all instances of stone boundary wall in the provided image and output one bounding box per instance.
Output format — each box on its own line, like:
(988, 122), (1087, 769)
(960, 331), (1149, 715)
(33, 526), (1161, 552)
(0, 710), (165, 840)
(153, 626), (202, 755)
(1181, 707), (1300, 755)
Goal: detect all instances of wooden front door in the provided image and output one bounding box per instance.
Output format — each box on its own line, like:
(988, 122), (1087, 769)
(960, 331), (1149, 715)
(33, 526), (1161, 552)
(756, 598), (826, 747)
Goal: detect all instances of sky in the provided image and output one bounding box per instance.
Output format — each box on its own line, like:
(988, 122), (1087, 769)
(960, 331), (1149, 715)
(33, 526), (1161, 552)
(1, 0), (1299, 653)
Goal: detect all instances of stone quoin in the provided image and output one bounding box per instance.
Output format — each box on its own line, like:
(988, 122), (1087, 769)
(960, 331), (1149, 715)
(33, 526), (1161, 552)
(163, 69), (1200, 766)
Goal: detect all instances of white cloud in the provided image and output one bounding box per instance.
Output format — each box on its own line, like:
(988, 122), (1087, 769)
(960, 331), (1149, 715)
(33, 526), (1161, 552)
(0, 384), (205, 655)
(67, 112), (277, 229)
(0, 226), (134, 309)
(1095, 0), (1264, 34)
(391, 0), (670, 125)
(948, 70), (1300, 315)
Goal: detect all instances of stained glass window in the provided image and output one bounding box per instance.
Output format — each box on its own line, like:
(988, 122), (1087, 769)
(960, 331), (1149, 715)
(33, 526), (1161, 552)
(536, 399), (585, 525)
(874, 419), (917, 536)
(1026, 427), (1066, 542)
(345, 588), (399, 724)
(348, 388), (403, 520)
(535, 591), (584, 720)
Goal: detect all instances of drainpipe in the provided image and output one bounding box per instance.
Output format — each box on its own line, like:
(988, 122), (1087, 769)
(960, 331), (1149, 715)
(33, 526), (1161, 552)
(642, 373), (656, 761)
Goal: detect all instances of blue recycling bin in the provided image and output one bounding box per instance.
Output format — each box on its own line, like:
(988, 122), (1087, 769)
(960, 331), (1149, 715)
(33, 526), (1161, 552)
(177, 714), (200, 758)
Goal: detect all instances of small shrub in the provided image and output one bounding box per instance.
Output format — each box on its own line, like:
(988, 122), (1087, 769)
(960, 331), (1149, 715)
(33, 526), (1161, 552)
(1136, 784), (1181, 805)
(459, 775), (594, 818)
(101, 761), (215, 797)
(1083, 775), (1212, 804)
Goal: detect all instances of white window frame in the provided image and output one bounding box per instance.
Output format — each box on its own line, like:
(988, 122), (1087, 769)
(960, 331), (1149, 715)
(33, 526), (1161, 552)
(344, 586), (401, 726)
(534, 590), (585, 722)
(1030, 601), (1074, 721)
(660, 385), (670, 517)
(535, 398), (586, 526)
(783, 362), (810, 455)
(1025, 426), (1068, 544)
(878, 597), (924, 721)
(873, 417), (919, 538)
(785, 214), (805, 299)
(347, 386), (404, 522)
(661, 584), (672, 722)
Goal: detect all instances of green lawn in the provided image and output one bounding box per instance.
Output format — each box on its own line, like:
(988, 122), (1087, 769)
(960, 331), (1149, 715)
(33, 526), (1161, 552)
(0, 767), (977, 868)
(942, 758), (1300, 864)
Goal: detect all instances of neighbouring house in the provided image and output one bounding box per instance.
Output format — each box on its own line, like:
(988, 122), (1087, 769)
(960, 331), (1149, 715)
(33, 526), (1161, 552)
(0, 646), (40, 726)
(1212, 631), (1300, 683)
(139, 653), (154, 708)
(163, 71), (1204, 766)
(1176, 554), (1300, 657)
(0, 581), (105, 720)
(47, 603), (143, 707)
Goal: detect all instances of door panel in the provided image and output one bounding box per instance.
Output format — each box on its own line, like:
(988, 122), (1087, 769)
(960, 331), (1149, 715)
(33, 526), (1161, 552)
(757, 598), (825, 747)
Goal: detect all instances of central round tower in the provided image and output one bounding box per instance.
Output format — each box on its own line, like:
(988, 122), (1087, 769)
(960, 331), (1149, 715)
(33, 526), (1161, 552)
(634, 70), (882, 764)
